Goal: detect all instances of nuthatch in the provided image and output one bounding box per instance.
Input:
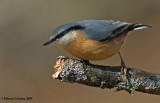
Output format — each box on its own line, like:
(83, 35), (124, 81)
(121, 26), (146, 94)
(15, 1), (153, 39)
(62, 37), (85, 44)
(43, 20), (151, 75)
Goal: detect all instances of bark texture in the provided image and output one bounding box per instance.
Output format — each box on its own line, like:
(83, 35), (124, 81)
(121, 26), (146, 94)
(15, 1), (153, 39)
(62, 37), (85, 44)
(52, 56), (160, 95)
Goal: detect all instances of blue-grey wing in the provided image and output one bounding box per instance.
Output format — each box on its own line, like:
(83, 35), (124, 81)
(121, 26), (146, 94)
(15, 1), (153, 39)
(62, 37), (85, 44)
(77, 20), (130, 41)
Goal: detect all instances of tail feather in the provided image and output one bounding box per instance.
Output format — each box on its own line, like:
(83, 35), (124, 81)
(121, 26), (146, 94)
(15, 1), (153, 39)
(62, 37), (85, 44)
(127, 24), (152, 31)
(112, 23), (152, 35)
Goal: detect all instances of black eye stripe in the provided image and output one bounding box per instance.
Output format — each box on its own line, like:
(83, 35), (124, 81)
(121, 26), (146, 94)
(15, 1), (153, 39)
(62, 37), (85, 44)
(52, 25), (85, 41)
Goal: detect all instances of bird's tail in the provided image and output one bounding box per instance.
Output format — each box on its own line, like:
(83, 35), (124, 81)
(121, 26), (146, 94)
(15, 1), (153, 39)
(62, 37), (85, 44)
(127, 23), (152, 31)
(112, 23), (152, 35)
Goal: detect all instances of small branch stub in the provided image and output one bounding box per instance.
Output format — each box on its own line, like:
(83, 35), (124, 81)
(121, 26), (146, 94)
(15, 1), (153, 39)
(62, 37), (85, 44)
(52, 57), (64, 79)
(52, 56), (160, 95)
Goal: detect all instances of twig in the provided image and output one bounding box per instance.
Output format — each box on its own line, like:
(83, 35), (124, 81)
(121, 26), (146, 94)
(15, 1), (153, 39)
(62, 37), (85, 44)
(52, 56), (160, 95)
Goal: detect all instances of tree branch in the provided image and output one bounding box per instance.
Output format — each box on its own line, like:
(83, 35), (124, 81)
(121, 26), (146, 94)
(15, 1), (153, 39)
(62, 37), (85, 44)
(52, 56), (160, 95)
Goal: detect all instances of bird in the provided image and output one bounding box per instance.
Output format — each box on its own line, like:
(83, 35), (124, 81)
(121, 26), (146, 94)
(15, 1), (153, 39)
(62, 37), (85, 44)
(43, 20), (151, 75)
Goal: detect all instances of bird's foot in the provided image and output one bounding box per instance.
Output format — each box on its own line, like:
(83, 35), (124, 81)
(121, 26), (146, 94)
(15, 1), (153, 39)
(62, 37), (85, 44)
(120, 66), (128, 81)
(80, 59), (90, 69)
(81, 59), (90, 64)
(121, 67), (127, 76)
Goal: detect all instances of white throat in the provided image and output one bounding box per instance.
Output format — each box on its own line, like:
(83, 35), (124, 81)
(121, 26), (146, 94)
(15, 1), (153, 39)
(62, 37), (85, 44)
(57, 30), (77, 45)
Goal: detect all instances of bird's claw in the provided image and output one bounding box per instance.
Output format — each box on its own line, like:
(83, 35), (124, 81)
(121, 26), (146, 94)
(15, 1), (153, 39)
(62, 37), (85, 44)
(120, 66), (127, 81)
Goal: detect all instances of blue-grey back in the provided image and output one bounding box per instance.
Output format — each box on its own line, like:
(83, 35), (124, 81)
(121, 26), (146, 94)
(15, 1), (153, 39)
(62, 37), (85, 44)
(51, 20), (129, 41)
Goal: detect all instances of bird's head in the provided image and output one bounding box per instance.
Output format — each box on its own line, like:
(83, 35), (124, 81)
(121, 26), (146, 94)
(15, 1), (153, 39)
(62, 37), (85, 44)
(43, 22), (85, 46)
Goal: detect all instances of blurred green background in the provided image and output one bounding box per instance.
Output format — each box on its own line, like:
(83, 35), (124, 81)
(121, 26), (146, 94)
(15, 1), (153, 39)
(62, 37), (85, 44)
(0, 0), (160, 103)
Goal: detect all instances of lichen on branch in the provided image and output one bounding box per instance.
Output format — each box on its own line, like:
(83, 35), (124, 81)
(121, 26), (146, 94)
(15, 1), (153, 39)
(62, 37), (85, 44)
(52, 56), (160, 95)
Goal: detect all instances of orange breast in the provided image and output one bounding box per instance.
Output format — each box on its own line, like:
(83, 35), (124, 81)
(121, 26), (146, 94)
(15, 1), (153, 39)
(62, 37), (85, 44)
(56, 31), (126, 60)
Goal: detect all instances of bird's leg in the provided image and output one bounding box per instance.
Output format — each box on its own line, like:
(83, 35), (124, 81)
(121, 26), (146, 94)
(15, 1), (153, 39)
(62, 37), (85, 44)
(118, 52), (127, 76)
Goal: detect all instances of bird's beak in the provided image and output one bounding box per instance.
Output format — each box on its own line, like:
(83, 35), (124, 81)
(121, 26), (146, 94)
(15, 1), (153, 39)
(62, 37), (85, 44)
(43, 39), (55, 46)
